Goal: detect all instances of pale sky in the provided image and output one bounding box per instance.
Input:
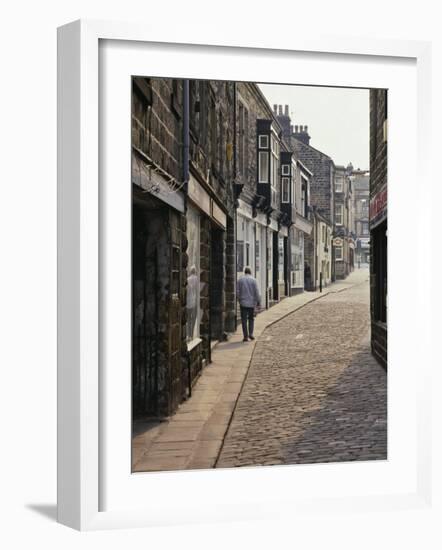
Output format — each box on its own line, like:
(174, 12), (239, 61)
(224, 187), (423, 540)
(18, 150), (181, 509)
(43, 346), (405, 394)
(259, 84), (369, 171)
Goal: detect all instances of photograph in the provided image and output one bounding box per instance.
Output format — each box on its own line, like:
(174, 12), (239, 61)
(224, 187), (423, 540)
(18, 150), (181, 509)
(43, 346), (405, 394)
(131, 77), (388, 472)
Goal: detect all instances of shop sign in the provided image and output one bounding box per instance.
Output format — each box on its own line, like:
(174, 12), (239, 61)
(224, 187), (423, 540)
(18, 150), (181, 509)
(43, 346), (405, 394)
(188, 175), (211, 217)
(333, 237), (343, 246)
(370, 185), (387, 227)
(211, 200), (227, 229)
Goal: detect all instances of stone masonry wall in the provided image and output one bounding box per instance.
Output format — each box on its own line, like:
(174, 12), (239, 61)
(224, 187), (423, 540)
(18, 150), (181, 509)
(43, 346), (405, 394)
(291, 138), (334, 225)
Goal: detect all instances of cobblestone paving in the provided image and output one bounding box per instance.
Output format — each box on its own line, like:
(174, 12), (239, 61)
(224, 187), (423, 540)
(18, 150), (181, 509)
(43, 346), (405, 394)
(216, 279), (387, 468)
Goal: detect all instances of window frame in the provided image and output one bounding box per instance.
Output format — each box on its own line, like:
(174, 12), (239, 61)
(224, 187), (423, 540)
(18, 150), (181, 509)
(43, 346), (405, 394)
(258, 151), (269, 183)
(281, 177), (290, 203)
(335, 203), (344, 225)
(258, 134), (269, 149)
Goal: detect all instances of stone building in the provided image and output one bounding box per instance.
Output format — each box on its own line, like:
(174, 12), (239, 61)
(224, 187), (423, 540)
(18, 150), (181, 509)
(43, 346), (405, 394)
(351, 167), (370, 265)
(290, 125), (336, 283)
(308, 208), (333, 290)
(274, 107), (313, 294)
(234, 88), (293, 310)
(131, 77), (236, 418)
(369, 89), (388, 369)
(333, 164), (355, 278)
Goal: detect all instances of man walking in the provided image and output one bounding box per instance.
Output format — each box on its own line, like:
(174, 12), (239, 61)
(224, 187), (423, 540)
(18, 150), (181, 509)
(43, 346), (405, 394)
(237, 266), (261, 342)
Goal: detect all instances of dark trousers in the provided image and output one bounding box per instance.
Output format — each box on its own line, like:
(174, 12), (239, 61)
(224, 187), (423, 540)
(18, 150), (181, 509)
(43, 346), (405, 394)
(240, 306), (254, 339)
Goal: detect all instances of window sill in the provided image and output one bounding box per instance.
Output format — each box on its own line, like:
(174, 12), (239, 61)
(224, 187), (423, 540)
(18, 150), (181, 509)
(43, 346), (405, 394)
(187, 337), (202, 353)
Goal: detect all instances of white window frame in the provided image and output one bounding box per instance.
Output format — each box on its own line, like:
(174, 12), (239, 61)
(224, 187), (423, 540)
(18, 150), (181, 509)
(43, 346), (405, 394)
(335, 245), (343, 260)
(258, 134), (269, 149)
(281, 177), (290, 203)
(270, 134), (279, 206)
(335, 203), (343, 225)
(258, 151), (269, 183)
(335, 177), (343, 193)
(281, 164), (290, 176)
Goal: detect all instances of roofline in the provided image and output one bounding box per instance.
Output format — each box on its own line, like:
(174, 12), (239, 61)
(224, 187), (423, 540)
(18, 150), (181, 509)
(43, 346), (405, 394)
(291, 136), (334, 164)
(296, 159), (313, 177)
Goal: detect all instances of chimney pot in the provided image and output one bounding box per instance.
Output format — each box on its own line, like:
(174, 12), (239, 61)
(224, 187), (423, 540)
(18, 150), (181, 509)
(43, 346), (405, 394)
(284, 104), (289, 116)
(273, 104), (277, 114)
(305, 125), (308, 133)
(278, 105), (283, 115)
(295, 125), (298, 132)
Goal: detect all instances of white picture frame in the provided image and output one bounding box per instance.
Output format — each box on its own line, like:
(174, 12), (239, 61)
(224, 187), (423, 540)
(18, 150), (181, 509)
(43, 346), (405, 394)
(57, 19), (432, 531)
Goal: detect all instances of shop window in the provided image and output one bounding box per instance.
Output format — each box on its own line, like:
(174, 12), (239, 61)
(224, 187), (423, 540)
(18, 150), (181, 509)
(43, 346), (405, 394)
(278, 237), (284, 283)
(373, 222), (387, 323)
(335, 246), (343, 260)
(186, 206), (201, 342)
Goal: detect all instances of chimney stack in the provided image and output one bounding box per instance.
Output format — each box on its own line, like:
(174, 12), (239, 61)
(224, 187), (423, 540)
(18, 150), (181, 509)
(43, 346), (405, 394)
(293, 124), (311, 146)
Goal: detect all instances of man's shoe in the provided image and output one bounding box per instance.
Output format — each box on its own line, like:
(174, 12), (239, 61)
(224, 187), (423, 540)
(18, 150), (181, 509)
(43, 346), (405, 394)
(243, 337), (249, 342)
(249, 335), (255, 340)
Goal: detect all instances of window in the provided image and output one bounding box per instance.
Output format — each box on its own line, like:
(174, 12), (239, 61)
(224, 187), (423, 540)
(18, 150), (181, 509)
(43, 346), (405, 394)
(281, 164), (290, 176)
(258, 135), (269, 149)
(210, 96), (216, 170)
(218, 110), (224, 177)
(301, 175), (309, 218)
(186, 206), (200, 342)
(270, 134), (280, 206)
(335, 246), (343, 260)
(238, 104), (244, 174)
(362, 222), (369, 235)
(244, 109), (249, 176)
(335, 204), (343, 225)
(281, 177), (290, 203)
(335, 176), (343, 193)
(278, 237), (284, 283)
(258, 152), (269, 183)
(238, 103), (249, 176)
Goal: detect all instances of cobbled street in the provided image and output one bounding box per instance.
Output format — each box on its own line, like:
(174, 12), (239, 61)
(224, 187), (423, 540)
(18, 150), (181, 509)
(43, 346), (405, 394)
(216, 275), (387, 468)
(132, 270), (387, 472)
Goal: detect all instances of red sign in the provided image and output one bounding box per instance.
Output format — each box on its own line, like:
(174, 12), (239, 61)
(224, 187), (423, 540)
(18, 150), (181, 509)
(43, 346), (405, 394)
(370, 185), (387, 223)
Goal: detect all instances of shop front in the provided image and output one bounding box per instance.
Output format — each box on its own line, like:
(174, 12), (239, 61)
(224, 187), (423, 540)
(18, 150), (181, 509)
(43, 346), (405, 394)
(370, 184), (387, 368)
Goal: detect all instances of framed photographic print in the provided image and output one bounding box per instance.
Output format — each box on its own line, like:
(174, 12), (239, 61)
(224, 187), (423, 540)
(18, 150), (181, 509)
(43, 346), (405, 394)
(57, 19), (432, 530)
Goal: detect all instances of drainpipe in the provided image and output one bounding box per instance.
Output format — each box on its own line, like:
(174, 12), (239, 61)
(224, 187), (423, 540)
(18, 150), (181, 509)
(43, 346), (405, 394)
(183, 80), (191, 398)
(183, 80), (190, 189)
(233, 82), (238, 327)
